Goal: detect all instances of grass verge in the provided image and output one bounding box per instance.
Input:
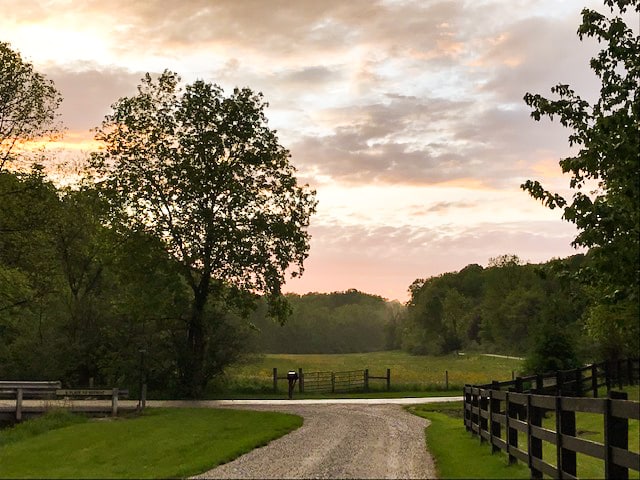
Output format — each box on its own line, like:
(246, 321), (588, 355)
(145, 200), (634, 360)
(0, 408), (302, 479)
(407, 402), (529, 479)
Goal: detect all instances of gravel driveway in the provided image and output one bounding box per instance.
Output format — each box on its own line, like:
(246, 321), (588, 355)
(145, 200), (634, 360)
(193, 403), (436, 479)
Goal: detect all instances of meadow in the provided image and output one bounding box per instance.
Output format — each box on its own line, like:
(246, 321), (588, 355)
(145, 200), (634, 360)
(210, 350), (523, 395)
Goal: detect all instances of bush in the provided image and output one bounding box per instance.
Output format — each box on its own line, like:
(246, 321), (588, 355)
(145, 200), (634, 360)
(523, 324), (580, 374)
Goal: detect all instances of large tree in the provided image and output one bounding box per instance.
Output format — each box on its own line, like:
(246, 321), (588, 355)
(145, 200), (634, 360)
(92, 71), (317, 396)
(522, 0), (639, 357)
(0, 42), (62, 171)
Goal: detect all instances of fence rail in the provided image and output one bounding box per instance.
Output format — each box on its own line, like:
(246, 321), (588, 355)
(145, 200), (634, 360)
(463, 358), (640, 479)
(0, 383), (133, 422)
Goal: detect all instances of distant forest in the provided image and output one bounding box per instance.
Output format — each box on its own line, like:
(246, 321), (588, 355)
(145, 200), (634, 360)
(248, 252), (636, 373)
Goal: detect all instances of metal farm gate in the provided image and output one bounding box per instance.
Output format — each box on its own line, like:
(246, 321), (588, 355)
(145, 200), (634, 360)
(303, 370), (365, 393)
(271, 367), (390, 394)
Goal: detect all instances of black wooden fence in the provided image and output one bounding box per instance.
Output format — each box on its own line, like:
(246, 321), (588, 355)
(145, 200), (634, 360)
(463, 359), (640, 479)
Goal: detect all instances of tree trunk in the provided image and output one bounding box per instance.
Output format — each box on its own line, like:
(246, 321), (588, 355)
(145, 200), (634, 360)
(179, 279), (209, 398)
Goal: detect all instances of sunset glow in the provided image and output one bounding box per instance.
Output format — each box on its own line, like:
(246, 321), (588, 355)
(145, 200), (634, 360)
(1, 0), (612, 301)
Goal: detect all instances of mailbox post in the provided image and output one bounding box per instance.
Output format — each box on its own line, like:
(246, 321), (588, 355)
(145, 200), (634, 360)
(287, 371), (299, 399)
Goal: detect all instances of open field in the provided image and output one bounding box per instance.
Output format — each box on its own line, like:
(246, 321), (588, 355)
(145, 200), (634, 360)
(0, 408), (302, 479)
(211, 351), (523, 395)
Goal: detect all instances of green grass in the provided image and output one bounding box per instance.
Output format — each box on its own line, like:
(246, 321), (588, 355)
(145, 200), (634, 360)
(410, 385), (639, 479)
(0, 409), (88, 447)
(0, 408), (302, 479)
(408, 402), (529, 479)
(534, 385), (640, 479)
(209, 350), (522, 396)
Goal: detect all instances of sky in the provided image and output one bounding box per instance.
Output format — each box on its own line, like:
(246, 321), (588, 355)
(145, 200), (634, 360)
(1, 0), (617, 301)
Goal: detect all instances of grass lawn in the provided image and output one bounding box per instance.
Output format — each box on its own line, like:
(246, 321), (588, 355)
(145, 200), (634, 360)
(0, 408), (302, 479)
(409, 385), (639, 480)
(210, 350), (522, 396)
(408, 402), (529, 479)
(534, 385), (640, 479)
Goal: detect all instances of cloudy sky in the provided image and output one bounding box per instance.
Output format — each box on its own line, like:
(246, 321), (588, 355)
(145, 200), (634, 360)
(2, 0), (617, 301)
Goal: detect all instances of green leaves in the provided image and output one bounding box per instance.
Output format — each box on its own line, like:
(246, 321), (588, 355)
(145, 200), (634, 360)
(0, 42), (62, 171)
(92, 70), (317, 396)
(522, 1), (639, 359)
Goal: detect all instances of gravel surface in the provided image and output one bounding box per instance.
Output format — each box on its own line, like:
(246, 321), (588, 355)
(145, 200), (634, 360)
(193, 403), (436, 479)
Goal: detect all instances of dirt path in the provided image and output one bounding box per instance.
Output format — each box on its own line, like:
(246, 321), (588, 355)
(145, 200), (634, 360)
(193, 403), (436, 479)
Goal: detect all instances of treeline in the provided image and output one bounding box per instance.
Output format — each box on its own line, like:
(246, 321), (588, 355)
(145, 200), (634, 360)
(0, 170), (253, 395)
(0, 170), (400, 392)
(248, 290), (402, 354)
(399, 254), (638, 372)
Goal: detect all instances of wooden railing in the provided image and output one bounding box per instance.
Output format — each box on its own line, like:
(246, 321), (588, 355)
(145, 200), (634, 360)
(463, 359), (640, 479)
(0, 382), (132, 422)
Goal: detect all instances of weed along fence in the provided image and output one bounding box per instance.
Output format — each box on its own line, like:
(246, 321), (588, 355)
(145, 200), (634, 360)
(463, 359), (640, 479)
(0, 381), (135, 422)
(272, 368), (391, 394)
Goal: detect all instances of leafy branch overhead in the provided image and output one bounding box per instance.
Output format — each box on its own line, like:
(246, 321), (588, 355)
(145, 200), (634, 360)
(522, 0), (638, 359)
(0, 42), (62, 171)
(522, 0), (639, 294)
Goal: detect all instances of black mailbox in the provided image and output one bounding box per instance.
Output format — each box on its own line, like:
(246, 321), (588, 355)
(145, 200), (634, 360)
(287, 371), (298, 399)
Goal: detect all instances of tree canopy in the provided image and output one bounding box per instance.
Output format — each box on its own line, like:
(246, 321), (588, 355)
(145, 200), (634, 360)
(0, 42), (62, 171)
(91, 71), (317, 396)
(521, 0), (639, 358)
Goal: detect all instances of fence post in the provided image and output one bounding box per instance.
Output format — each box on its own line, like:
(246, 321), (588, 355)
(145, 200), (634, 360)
(386, 368), (391, 391)
(528, 394), (543, 479)
(141, 384), (147, 409)
(364, 369), (369, 392)
(111, 388), (119, 417)
(605, 361), (612, 393)
(16, 388), (23, 422)
(605, 390), (628, 480)
(535, 374), (544, 394)
(617, 359), (624, 389)
(515, 377), (525, 421)
(575, 368), (583, 397)
(490, 381), (501, 453)
(273, 368), (278, 393)
(592, 363), (599, 397)
(556, 396), (576, 478)
(627, 358), (633, 386)
(331, 372), (335, 393)
(506, 391), (518, 465)
(298, 368), (304, 393)
(479, 391), (488, 444)
(471, 388), (479, 434)
(556, 370), (563, 396)
(464, 385), (472, 431)
(445, 370), (449, 391)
